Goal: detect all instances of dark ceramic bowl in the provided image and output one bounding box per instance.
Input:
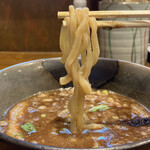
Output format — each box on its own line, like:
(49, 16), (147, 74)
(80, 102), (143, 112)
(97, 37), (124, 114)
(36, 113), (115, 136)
(0, 58), (149, 150)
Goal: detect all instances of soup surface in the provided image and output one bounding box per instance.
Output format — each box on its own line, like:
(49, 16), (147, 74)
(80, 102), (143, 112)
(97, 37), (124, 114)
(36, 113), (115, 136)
(0, 88), (150, 148)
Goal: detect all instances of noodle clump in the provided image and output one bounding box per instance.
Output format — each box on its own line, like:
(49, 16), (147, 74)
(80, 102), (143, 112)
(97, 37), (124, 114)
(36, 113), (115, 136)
(59, 5), (100, 134)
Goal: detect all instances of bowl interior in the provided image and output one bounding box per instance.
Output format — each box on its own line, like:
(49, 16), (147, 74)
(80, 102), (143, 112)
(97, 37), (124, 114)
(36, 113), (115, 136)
(0, 58), (149, 150)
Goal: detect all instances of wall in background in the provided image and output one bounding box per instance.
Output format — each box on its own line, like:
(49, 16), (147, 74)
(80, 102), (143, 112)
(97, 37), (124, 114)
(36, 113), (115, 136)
(0, 0), (100, 52)
(0, 0), (72, 52)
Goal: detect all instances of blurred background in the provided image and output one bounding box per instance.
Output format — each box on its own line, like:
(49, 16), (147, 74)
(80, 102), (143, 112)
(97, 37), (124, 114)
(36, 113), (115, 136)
(0, 0), (150, 69)
(0, 0), (99, 69)
(0, 0), (99, 52)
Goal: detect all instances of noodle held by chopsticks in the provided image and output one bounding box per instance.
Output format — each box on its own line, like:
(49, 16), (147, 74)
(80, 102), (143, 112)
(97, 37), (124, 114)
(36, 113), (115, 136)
(59, 5), (100, 133)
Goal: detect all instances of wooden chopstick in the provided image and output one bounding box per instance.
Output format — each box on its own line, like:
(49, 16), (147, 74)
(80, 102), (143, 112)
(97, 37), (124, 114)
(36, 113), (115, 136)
(62, 20), (150, 28)
(58, 10), (150, 19)
(97, 20), (150, 28)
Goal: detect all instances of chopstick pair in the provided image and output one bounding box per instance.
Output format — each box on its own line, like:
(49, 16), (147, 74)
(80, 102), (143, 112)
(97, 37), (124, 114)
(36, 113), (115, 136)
(58, 10), (150, 28)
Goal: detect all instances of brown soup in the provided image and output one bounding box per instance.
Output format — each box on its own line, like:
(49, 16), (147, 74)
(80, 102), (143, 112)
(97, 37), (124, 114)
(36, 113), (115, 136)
(0, 88), (150, 148)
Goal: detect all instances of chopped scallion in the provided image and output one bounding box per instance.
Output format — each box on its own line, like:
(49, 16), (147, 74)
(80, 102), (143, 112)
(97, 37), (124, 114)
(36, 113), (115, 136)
(113, 116), (119, 120)
(41, 114), (46, 118)
(21, 122), (36, 133)
(102, 90), (109, 95)
(88, 104), (110, 112)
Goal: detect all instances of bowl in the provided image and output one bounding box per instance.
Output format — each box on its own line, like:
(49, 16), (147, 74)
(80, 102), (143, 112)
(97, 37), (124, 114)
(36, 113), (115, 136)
(0, 58), (149, 150)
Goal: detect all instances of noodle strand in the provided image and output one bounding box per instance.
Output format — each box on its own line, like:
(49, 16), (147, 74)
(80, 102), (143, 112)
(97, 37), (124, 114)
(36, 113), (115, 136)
(59, 5), (100, 133)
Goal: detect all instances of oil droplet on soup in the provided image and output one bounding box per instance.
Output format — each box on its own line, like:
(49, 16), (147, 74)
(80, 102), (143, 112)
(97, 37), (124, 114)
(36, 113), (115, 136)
(0, 88), (150, 148)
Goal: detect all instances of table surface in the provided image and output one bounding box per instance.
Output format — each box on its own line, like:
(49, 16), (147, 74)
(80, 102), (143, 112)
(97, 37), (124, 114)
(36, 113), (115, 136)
(0, 51), (62, 70)
(0, 51), (149, 70)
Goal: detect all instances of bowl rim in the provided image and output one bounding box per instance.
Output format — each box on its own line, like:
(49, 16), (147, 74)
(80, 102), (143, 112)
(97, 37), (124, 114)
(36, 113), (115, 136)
(0, 58), (149, 150)
(0, 57), (150, 72)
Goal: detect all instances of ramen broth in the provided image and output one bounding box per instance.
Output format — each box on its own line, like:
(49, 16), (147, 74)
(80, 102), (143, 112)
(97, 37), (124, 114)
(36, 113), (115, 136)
(0, 88), (150, 148)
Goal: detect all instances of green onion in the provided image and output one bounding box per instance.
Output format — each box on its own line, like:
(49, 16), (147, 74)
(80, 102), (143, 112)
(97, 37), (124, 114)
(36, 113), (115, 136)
(88, 104), (110, 112)
(102, 90), (109, 95)
(21, 122), (36, 133)
(113, 116), (119, 120)
(41, 114), (46, 118)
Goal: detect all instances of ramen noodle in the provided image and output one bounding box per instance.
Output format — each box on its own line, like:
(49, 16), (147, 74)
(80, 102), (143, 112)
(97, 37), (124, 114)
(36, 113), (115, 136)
(59, 5), (100, 133)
